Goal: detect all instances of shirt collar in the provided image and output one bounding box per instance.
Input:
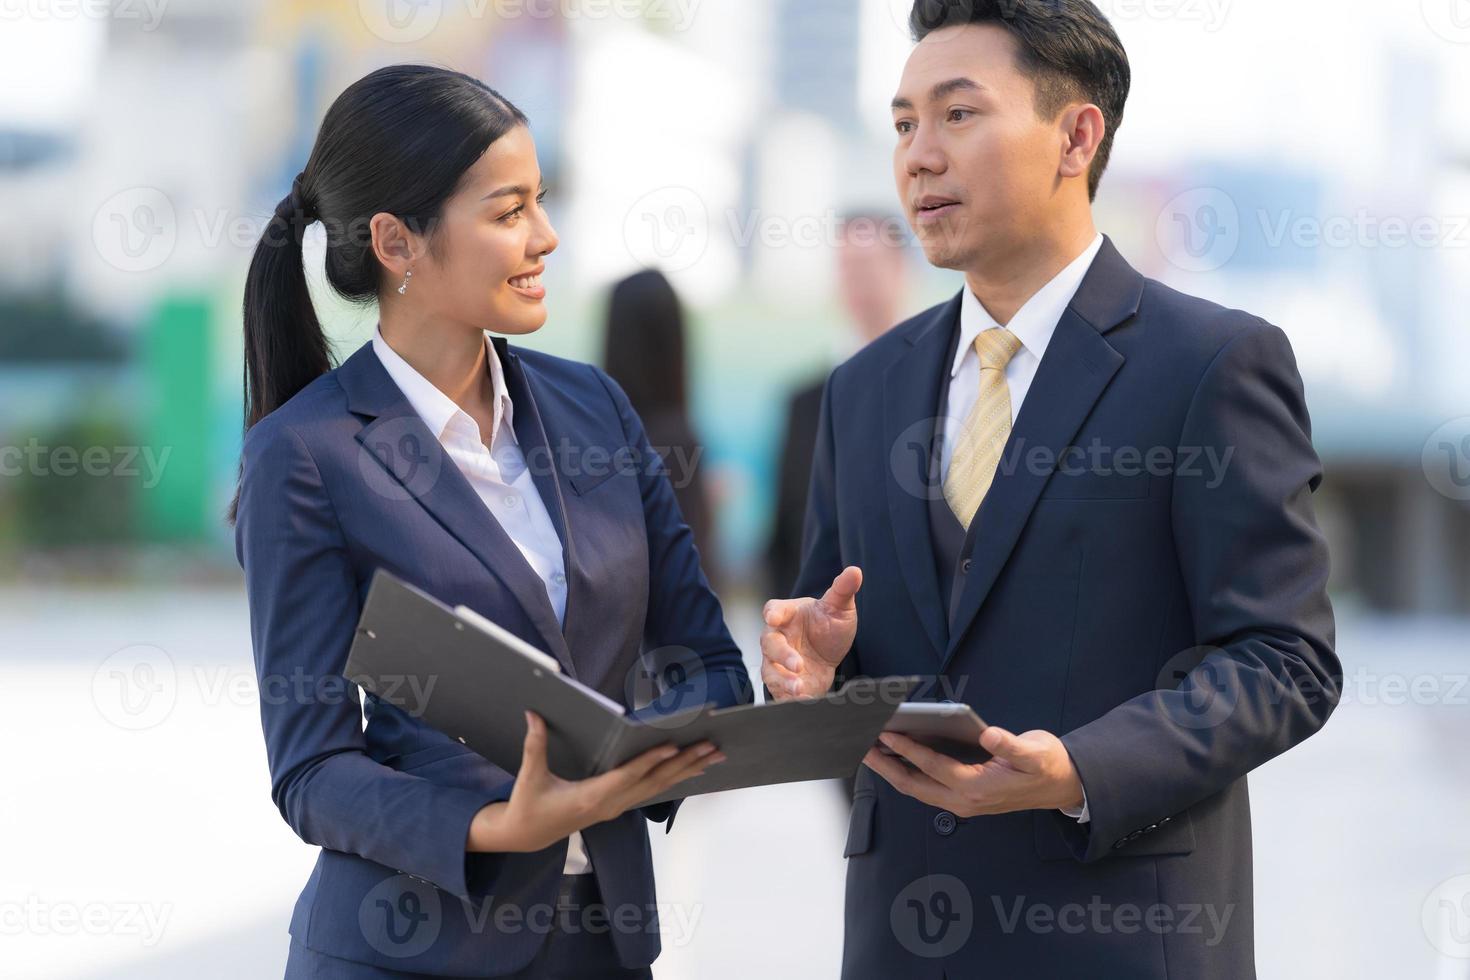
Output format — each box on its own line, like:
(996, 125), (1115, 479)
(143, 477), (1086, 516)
(951, 232), (1105, 379)
(371, 324), (515, 444)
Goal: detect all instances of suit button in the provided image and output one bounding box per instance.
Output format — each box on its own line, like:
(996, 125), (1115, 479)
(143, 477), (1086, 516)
(933, 811), (957, 836)
(960, 559), (973, 574)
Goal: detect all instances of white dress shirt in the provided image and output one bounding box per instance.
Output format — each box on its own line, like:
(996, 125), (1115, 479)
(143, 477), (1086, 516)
(372, 325), (592, 873)
(937, 233), (1104, 824)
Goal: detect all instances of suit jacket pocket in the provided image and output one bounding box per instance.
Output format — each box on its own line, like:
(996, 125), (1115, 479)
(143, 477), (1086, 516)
(569, 467), (619, 495)
(844, 794), (877, 857)
(1039, 466), (1152, 499)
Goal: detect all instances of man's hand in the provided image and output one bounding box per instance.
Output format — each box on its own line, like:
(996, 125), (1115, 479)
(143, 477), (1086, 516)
(862, 725), (1084, 817)
(760, 566), (862, 700)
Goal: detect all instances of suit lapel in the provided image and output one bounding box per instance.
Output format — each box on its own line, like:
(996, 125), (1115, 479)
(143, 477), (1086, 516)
(497, 344), (598, 682)
(338, 340), (577, 675)
(883, 293), (962, 664)
(941, 236), (1143, 669)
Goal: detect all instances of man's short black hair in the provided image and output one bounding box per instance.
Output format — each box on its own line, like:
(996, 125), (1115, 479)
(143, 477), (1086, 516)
(909, 0), (1130, 201)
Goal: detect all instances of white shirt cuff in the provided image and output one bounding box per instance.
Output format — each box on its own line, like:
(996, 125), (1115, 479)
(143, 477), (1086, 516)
(1059, 788), (1090, 824)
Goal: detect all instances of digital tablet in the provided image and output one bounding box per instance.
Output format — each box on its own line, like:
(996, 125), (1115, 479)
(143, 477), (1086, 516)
(879, 701), (991, 765)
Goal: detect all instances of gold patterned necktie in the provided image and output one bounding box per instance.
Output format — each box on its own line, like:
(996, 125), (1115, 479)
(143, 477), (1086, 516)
(943, 327), (1024, 530)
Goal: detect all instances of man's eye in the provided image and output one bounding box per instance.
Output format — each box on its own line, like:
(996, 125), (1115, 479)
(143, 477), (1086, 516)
(895, 120), (914, 135)
(948, 109), (971, 122)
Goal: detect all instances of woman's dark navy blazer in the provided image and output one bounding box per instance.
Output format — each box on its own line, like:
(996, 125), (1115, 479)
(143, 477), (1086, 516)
(234, 334), (751, 976)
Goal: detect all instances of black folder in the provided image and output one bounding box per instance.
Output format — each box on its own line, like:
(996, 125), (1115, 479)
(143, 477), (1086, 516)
(343, 570), (918, 805)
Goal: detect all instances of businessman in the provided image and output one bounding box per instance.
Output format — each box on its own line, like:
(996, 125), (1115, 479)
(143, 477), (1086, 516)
(761, 3), (1341, 977)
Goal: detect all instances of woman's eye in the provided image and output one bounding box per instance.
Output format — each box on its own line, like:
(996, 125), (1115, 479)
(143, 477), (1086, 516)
(499, 205), (524, 222)
(948, 109), (971, 122)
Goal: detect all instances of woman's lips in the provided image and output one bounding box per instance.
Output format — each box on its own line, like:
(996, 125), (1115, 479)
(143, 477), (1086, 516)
(508, 272), (545, 300)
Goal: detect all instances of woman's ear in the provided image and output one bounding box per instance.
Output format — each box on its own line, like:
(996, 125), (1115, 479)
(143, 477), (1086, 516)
(369, 211), (416, 277)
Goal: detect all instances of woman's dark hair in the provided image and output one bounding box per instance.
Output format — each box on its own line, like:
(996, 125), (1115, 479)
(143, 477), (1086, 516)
(908, 0), (1130, 201)
(601, 270), (688, 417)
(227, 64), (527, 525)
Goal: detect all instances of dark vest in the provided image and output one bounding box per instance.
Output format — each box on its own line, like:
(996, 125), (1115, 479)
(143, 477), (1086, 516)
(928, 317), (973, 634)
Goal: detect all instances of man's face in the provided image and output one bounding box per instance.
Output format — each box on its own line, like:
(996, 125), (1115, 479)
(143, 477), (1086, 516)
(891, 24), (1073, 271)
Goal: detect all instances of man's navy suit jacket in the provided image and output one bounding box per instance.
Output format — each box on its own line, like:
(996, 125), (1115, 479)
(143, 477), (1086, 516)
(794, 236), (1341, 979)
(234, 335), (749, 976)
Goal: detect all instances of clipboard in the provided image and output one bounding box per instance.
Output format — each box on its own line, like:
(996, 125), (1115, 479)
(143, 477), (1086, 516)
(343, 569), (919, 805)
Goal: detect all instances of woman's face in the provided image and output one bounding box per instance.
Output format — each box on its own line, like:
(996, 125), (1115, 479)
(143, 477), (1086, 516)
(410, 124), (559, 336)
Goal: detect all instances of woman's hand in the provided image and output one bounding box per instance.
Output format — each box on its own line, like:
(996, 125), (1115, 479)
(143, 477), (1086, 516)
(468, 711), (723, 853)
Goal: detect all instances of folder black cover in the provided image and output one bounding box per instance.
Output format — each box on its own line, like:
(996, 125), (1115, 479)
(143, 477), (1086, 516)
(344, 570), (918, 806)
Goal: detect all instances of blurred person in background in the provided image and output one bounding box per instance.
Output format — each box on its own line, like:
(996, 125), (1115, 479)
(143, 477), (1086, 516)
(229, 64), (750, 979)
(765, 211), (910, 599)
(602, 269), (722, 595)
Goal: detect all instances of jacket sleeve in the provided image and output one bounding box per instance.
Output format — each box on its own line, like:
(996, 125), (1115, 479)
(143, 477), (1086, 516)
(1058, 320), (1341, 861)
(788, 369), (862, 687)
(235, 417), (514, 900)
(594, 368), (755, 826)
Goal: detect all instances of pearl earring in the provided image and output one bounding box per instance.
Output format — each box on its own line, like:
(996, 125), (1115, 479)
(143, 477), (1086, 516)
(397, 269), (412, 295)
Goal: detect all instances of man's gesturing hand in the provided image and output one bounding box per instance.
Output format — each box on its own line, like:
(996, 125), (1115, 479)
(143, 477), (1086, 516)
(760, 566), (862, 701)
(862, 725), (1084, 817)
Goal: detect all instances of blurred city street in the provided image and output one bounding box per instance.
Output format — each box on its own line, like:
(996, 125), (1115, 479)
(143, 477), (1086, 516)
(4, 588), (1467, 979)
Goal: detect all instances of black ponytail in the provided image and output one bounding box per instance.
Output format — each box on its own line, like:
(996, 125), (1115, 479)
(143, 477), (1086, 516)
(227, 65), (527, 525)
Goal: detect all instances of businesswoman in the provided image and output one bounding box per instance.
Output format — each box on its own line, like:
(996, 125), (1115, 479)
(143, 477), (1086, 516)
(228, 64), (750, 979)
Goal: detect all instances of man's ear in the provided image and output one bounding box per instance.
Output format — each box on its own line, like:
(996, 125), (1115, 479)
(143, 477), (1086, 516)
(1058, 103), (1105, 183)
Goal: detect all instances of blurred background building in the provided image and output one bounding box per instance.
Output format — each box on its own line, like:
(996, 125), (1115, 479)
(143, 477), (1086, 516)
(3, 2), (1468, 978)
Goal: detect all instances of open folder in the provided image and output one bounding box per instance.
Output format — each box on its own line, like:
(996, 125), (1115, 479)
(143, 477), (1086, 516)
(343, 570), (919, 806)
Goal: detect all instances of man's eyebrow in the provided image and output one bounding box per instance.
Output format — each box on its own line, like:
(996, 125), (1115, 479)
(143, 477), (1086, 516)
(480, 181), (545, 201)
(891, 77), (986, 112)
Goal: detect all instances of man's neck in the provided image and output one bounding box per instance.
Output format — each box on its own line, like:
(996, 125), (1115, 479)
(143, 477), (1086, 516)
(963, 223), (1098, 327)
